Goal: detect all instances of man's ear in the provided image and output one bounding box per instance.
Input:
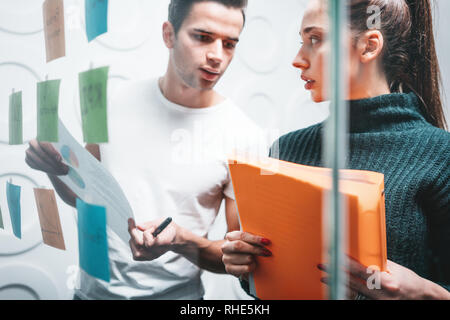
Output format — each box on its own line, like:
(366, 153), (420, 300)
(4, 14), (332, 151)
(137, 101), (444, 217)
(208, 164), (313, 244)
(162, 21), (176, 49)
(358, 30), (384, 64)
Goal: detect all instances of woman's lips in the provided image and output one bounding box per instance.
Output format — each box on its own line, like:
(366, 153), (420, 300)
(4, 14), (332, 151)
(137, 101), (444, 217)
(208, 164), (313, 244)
(301, 75), (316, 90)
(305, 80), (316, 90)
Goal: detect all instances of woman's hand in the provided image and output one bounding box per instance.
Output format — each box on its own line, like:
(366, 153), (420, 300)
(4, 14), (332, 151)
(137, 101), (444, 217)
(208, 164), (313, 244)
(319, 258), (450, 300)
(221, 231), (272, 281)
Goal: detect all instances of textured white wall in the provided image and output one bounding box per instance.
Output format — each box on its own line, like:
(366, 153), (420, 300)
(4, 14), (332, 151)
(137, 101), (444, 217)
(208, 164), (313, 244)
(0, 0), (448, 300)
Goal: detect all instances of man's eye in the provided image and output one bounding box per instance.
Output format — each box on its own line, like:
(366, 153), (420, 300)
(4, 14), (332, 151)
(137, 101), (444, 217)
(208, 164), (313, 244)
(224, 42), (236, 49)
(195, 34), (211, 42)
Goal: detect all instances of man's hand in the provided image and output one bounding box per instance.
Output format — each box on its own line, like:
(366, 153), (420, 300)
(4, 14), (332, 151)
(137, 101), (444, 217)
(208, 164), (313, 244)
(25, 139), (69, 176)
(128, 218), (178, 261)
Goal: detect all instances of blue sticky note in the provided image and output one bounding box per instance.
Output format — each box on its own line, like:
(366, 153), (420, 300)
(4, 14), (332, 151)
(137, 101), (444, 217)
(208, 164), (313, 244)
(85, 0), (108, 42)
(0, 204), (4, 229)
(6, 181), (21, 239)
(76, 198), (110, 282)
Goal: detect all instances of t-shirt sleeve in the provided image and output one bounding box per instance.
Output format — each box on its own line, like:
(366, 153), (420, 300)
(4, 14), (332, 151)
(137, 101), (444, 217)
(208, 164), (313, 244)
(223, 165), (236, 200)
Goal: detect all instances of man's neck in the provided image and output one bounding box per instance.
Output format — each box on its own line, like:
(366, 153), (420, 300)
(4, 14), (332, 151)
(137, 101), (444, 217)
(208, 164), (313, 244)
(159, 74), (225, 109)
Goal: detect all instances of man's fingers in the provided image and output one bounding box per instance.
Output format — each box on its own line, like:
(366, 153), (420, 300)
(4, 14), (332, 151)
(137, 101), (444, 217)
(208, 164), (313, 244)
(143, 228), (157, 248)
(26, 149), (62, 175)
(128, 218), (137, 234)
(35, 140), (62, 162)
(129, 239), (145, 261)
(27, 141), (69, 175)
(137, 221), (160, 232)
(225, 231), (270, 247)
(128, 220), (144, 247)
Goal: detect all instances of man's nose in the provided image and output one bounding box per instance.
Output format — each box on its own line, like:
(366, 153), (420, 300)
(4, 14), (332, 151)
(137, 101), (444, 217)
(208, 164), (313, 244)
(206, 40), (224, 65)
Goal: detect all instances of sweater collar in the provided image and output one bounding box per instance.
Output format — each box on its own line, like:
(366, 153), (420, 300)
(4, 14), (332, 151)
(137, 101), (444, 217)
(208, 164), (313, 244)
(345, 92), (429, 133)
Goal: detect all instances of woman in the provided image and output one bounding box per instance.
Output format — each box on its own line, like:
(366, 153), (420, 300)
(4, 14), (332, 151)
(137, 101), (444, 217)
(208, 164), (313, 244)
(221, 0), (450, 299)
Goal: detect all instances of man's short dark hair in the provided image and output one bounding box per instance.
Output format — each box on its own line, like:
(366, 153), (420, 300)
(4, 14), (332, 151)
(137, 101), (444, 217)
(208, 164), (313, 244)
(168, 0), (248, 35)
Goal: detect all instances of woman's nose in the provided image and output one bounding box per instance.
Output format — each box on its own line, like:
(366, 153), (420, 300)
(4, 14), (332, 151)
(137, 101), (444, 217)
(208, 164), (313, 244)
(292, 47), (309, 70)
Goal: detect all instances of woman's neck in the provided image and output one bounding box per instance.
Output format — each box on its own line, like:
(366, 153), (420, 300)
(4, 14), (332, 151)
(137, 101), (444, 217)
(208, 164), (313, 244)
(349, 69), (391, 100)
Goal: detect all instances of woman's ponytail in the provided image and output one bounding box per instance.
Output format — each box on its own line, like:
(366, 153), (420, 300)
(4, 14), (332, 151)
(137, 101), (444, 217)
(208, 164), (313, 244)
(404, 0), (446, 130)
(350, 0), (447, 130)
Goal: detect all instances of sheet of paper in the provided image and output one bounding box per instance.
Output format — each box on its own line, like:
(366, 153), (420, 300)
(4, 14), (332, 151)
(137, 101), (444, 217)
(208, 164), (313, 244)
(9, 91), (23, 145)
(43, 0), (66, 62)
(0, 205), (4, 229)
(52, 119), (134, 244)
(85, 0), (108, 42)
(6, 181), (21, 239)
(78, 66), (109, 143)
(76, 198), (110, 282)
(34, 188), (66, 250)
(37, 79), (61, 142)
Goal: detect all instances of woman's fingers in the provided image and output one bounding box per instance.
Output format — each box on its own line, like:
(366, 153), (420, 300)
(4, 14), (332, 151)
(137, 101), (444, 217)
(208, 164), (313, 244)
(221, 239), (271, 257)
(224, 263), (257, 278)
(222, 253), (256, 266)
(225, 231), (271, 247)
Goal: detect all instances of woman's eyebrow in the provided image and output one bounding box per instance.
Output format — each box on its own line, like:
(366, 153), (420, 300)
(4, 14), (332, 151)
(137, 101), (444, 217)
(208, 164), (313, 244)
(300, 26), (324, 36)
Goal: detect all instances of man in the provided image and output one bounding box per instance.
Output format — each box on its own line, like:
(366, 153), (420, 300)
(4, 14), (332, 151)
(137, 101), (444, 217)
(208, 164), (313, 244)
(26, 0), (264, 299)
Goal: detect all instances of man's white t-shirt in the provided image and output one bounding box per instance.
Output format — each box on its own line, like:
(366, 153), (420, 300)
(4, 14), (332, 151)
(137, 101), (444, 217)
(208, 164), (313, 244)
(75, 78), (265, 299)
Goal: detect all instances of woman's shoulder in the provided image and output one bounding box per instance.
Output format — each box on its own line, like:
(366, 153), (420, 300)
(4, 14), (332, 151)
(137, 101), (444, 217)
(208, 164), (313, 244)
(269, 123), (323, 159)
(414, 125), (450, 154)
(277, 123), (323, 147)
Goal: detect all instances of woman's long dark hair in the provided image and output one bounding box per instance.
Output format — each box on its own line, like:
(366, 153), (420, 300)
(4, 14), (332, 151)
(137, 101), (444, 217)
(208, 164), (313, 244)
(350, 0), (447, 130)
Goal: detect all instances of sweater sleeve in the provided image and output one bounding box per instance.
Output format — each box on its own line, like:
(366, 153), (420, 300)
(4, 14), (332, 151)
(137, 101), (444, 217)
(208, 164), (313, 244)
(422, 146), (450, 293)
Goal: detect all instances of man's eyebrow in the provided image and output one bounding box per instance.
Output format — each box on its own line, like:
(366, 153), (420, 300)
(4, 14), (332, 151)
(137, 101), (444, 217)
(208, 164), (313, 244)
(193, 28), (239, 42)
(300, 26), (324, 36)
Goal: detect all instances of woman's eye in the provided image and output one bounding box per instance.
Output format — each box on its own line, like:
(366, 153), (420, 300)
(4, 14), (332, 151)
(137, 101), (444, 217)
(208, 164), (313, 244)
(311, 37), (320, 45)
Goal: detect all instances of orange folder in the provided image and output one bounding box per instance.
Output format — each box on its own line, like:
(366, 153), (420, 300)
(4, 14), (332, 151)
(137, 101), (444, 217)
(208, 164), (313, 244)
(228, 155), (387, 300)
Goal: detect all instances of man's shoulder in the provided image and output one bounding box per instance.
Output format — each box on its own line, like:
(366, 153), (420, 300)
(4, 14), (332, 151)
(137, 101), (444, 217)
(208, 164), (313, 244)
(112, 78), (157, 98)
(221, 99), (261, 130)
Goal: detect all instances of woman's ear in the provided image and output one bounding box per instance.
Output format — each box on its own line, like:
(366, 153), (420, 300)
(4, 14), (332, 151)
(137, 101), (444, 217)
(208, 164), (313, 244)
(358, 30), (384, 64)
(162, 21), (175, 49)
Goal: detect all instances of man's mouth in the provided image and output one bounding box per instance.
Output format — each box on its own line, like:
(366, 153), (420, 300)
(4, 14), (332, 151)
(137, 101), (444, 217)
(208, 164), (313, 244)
(200, 68), (221, 81)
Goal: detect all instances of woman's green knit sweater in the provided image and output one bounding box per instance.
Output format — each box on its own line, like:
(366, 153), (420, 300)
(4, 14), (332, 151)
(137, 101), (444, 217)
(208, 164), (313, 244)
(270, 92), (450, 292)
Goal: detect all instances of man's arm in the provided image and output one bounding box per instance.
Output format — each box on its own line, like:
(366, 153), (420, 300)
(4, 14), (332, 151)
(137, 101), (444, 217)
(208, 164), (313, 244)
(129, 196), (241, 274)
(173, 196), (240, 273)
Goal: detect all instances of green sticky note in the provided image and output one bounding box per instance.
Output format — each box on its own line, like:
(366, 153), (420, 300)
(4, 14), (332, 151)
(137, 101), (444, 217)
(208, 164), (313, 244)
(79, 66), (109, 143)
(37, 79), (61, 142)
(9, 91), (23, 145)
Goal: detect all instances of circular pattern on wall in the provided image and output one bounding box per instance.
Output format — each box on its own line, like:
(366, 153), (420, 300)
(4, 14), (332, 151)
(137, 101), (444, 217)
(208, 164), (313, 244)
(281, 88), (330, 133)
(0, 0), (44, 35)
(238, 16), (283, 74)
(0, 62), (42, 145)
(0, 264), (59, 299)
